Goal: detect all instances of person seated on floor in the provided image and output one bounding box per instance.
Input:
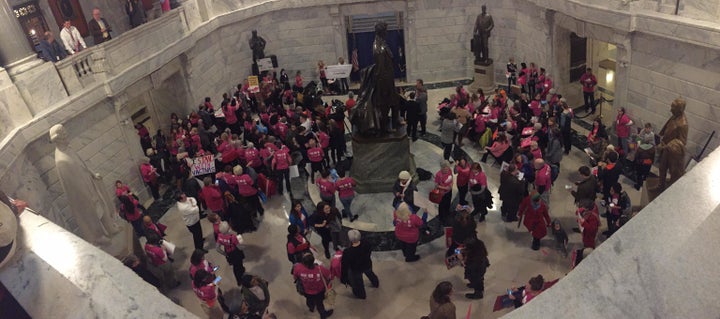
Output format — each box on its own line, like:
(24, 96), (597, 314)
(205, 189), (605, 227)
(508, 274), (546, 307)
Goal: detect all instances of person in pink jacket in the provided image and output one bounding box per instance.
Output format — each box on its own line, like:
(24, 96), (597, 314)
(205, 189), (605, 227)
(293, 253), (334, 318)
(140, 157), (160, 199)
(533, 159), (552, 205)
(272, 144), (293, 196)
(393, 202), (427, 262)
(615, 107), (634, 157)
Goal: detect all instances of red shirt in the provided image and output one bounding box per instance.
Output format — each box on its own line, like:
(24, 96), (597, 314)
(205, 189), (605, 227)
(434, 169), (453, 193)
(144, 244), (167, 266)
(200, 185), (224, 212)
(189, 259), (214, 279)
(192, 282), (217, 304)
(217, 232), (239, 253)
(317, 132), (330, 149)
(580, 73), (597, 93)
(245, 148), (260, 167)
(468, 170), (487, 188)
(273, 148), (292, 170)
(616, 113), (632, 138)
(224, 104), (238, 124)
(529, 100), (542, 117)
(295, 75), (303, 87)
(336, 177), (356, 199)
(237, 174), (257, 196)
(121, 197), (142, 222)
(455, 163), (471, 187)
(115, 185), (130, 197)
(394, 213), (423, 243)
(345, 98), (356, 111)
(307, 147), (324, 163)
(534, 164), (552, 192)
(140, 163), (157, 183)
(287, 234), (310, 255)
(293, 264), (332, 295)
(317, 178), (336, 198)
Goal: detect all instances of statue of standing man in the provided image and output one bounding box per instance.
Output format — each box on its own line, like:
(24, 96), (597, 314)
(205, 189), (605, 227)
(50, 124), (121, 246)
(473, 5), (494, 65)
(249, 30), (266, 62)
(654, 97), (689, 191)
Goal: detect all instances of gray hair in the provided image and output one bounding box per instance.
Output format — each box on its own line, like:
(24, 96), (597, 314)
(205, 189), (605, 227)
(348, 229), (361, 243)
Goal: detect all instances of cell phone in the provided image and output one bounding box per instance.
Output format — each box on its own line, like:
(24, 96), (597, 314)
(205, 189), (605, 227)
(213, 276), (222, 285)
(212, 266), (219, 272)
(507, 289), (513, 295)
(454, 248), (462, 255)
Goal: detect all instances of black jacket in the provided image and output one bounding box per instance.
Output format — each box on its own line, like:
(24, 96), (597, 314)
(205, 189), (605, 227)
(341, 241), (373, 283)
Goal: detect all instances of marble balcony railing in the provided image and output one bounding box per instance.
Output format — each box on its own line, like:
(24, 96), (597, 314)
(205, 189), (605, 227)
(0, 211), (198, 318)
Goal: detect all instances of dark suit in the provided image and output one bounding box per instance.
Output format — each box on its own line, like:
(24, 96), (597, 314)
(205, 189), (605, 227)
(88, 18), (112, 45)
(38, 39), (67, 62)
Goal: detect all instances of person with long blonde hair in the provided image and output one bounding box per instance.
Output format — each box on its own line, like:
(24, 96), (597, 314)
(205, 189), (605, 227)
(393, 202), (427, 262)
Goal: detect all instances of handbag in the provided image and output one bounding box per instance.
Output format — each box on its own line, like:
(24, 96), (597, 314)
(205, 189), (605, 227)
(289, 165), (300, 178)
(319, 268), (336, 309)
(161, 239), (176, 257)
(429, 188), (443, 204)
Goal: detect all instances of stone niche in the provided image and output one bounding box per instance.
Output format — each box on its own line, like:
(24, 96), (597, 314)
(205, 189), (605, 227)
(350, 130), (416, 193)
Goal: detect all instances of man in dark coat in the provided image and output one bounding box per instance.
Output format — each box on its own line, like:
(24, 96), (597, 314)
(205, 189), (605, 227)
(405, 92), (421, 141)
(571, 166), (597, 204)
(38, 32), (67, 62)
(88, 8), (112, 45)
(498, 164), (526, 222)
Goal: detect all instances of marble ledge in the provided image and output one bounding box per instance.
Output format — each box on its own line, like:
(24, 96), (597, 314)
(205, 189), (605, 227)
(0, 212), (198, 319)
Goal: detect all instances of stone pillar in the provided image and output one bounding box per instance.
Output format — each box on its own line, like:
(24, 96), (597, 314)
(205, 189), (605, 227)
(404, 0), (418, 83)
(0, 0), (35, 67)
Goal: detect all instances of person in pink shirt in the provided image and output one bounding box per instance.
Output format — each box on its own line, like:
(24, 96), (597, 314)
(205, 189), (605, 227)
(144, 233), (179, 292)
(223, 99), (240, 134)
(217, 221), (246, 286)
(481, 132), (512, 164)
(140, 157), (160, 199)
(244, 142), (261, 170)
(580, 68), (598, 113)
(530, 141), (543, 161)
(293, 70), (304, 93)
(529, 94), (542, 117)
(235, 166), (264, 217)
(317, 170), (337, 209)
(335, 170), (358, 221)
(307, 139), (325, 184)
(293, 253), (334, 318)
(454, 158), (471, 206)
(191, 270), (224, 319)
(142, 215), (166, 238)
(435, 161), (454, 225)
(468, 163), (489, 221)
(119, 194), (144, 236)
(272, 144), (293, 196)
(393, 202), (427, 262)
(220, 140), (241, 168)
(114, 180), (133, 198)
(199, 177), (224, 216)
(317, 127), (331, 167)
(189, 249), (216, 280)
(533, 158), (552, 205)
(615, 107), (634, 157)
(330, 249), (343, 281)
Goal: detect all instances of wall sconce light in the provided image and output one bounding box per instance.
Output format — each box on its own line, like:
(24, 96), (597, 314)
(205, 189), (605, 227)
(606, 70), (614, 84)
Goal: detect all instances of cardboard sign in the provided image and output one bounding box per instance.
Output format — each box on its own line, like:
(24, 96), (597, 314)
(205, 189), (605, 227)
(190, 155), (216, 176)
(257, 58), (274, 72)
(248, 76), (260, 93)
(325, 64), (353, 79)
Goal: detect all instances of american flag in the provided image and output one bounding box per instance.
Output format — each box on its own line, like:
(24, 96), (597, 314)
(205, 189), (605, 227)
(351, 48), (359, 72)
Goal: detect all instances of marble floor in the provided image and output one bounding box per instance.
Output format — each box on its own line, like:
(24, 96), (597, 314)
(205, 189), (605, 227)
(153, 86), (642, 319)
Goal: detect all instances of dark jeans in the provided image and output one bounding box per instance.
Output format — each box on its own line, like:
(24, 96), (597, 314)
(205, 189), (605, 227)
(407, 118), (418, 139)
(304, 290), (330, 318)
(584, 91), (595, 112)
(442, 142), (454, 161)
(310, 161), (324, 183)
(399, 240), (418, 261)
(187, 221), (204, 250)
(147, 181), (160, 200)
(562, 129), (572, 154)
(276, 168), (291, 195)
(130, 218), (145, 237)
(606, 213), (620, 236)
(635, 162), (651, 186)
(470, 193), (488, 217)
(418, 113), (427, 133)
(439, 191), (452, 225)
(340, 78), (349, 94)
(349, 268), (379, 299)
(339, 196), (354, 218)
(457, 184), (469, 205)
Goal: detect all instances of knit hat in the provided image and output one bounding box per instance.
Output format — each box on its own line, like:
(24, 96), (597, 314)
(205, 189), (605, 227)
(398, 170), (411, 180)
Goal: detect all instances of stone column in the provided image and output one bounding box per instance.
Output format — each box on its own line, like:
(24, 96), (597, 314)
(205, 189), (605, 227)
(404, 0), (417, 83)
(0, 0), (35, 67)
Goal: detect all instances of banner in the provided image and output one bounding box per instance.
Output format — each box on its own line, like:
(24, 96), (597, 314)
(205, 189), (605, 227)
(257, 58), (274, 72)
(190, 154), (216, 176)
(248, 76), (260, 93)
(325, 64), (352, 79)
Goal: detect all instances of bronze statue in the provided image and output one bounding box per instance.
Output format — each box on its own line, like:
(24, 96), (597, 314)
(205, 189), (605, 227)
(472, 5), (494, 65)
(350, 22), (403, 137)
(656, 97), (688, 191)
(249, 30), (266, 62)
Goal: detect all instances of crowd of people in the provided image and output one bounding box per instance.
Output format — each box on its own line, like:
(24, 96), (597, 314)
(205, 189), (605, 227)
(111, 52), (655, 318)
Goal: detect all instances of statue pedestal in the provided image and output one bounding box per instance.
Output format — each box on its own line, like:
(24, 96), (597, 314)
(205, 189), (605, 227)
(640, 177), (665, 206)
(469, 61), (495, 93)
(350, 130), (416, 193)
